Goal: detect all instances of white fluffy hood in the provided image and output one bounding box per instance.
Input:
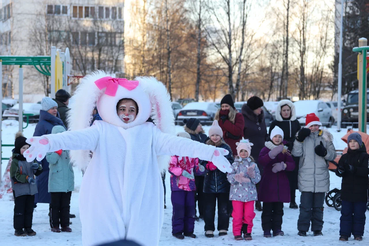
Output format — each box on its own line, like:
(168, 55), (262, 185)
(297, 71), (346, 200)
(275, 99), (296, 121)
(67, 71), (174, 169)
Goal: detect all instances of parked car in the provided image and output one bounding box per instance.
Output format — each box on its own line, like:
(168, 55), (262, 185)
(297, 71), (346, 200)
(294, 100), (334, 127)
(341, 89), (369, 128)
(175, 102), (219, 125)
(171, 102), (183, 118)
(2, 103), (42, 122)
(234, 102), (274, 127)
(2, 98), (17, 113)
(263, 101), (279, 116)
(326, 101), (345, 124)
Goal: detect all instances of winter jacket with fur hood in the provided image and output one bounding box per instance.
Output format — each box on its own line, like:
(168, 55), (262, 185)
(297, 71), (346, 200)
(46, 125), (74, 193)
(269, 100), (300, 152)
(292, 129), (336, 193)
(227, 157), (261, 202)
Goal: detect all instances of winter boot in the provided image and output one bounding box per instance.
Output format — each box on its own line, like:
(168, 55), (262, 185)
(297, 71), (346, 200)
(51, 227), (61, 233)
(298, 231), (307, 236)
(172, 233), (184, 239)
(219, 230), (227, 236)
(313, 230), (323, 236)
(184, 232), (196, 238)
(354, 235), (363, 241)
(339, 235), (348, 241)
(61, 226), (72, 232)
(14, 229), (27, 236)
(25, 228), (36, 236)
(205, 230), (214, 238)
(244, 233), (252, 240)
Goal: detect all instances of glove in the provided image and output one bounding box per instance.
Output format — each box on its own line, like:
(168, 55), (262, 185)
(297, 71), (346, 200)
(315, 141), (327, 157)
(210, 148), (232, 173)
(336, 165), (346, 176)
(246, 164), (256, 179)
(234, 173), (251, 183)
(55, 149), (63, 156)
(296, 128), (311, 142)
(182, 170), (194, 179)
(206, 162), (217, 171)
(198, 164), (205, 172)
(28, 177), (35, 184)
(272, 162), (286, 173)
(31, 163), (39, 170)
(219, 110), (229, 123)
(268, 145), (284, 159)
(348, 164), (356, 174)
(23, 137), (50, 162)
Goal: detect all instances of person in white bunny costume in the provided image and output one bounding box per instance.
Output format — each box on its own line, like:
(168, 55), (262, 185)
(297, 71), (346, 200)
(24, 71), (232, 246)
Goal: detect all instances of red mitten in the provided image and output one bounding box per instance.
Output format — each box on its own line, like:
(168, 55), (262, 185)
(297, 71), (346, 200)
(206, 162), (217, 171)
(55, 149), (62, 156)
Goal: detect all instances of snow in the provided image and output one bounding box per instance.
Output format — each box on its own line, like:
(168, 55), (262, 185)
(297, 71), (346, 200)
(0, 122), (368, 246)
(182, 102), (215, 110)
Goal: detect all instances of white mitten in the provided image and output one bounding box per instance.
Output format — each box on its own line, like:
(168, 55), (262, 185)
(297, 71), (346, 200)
(210, 147), (232, 173)
(24, 137), (50, 162)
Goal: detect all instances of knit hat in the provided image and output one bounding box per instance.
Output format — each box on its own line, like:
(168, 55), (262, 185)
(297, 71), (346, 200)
(55, 89), (71, 103)
(247, 96), (263, 110)
(220, 94), (235, 109)
(208, 120), (223, 137)
(41, 97), (58, 111)
(347, 132), (363, 146)
(236, 138), (253, 157)
(270, 126), (284, 140)
(177, 131), (191, 139)
(14, 132), (28, 154)
(184, 118), (200, 131)
(305, 113), (322, 128)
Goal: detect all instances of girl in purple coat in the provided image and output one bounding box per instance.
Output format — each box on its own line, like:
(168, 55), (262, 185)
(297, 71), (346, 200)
(258, 126), (295, 237)
(168, 132), (206, 240)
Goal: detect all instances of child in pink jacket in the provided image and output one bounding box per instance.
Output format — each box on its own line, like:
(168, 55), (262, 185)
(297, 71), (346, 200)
(169, 132), (206, 239)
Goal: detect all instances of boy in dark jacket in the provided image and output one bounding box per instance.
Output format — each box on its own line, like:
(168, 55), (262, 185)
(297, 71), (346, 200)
(336, 132), (369, 241)
(10, 133), (42, 236)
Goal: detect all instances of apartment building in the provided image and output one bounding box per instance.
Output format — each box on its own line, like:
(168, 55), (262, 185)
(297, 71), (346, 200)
(0, 0), (125, 99)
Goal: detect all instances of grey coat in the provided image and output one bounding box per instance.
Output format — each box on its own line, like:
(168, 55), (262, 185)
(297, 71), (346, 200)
(227, 157), (261, 202)
(10, 158), (39, 198)
(292, 129), (336, 193)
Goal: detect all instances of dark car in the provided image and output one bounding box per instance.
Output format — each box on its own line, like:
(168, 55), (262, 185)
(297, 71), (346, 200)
(175, 102), (219, 125)
(341, 89), (369, 128)
(234, 102), (274, 127)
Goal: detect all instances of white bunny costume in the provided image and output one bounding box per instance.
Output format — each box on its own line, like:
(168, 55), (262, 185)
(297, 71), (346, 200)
(24, 71), (232, 246)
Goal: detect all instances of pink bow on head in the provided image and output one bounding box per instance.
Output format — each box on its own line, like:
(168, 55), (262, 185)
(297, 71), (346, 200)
(95, 77), (139, 96)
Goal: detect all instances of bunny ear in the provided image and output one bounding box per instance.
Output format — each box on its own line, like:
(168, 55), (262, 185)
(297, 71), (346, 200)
(135, 76), (175, 135)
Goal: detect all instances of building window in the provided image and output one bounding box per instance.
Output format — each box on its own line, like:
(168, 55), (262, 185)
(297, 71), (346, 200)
(47, 5), (53, 14)
(78, 6), (83, 18)
(118, 7), (123, 19)
(73, 6), (77, 18)
(80, 32), (87, 45)
(112, 7), (117, 19)
(72, 32), (79, 45)
(88, 32), (95, 46)
(105, 7), (110, 19)
(55, 5), (61, 15)
(90, 7), (95, 18)
(85, 7), (90, 18)
(98, 32), (106, 45)
(99, 6), (104, 18)
(62, 6), (68, 15)
(8, 31), (11, 45)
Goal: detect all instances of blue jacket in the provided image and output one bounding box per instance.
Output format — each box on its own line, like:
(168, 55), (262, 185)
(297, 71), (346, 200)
(46, 125), (74, 193)
(203, 141), (233, 193)
(33, 110), (65, 203)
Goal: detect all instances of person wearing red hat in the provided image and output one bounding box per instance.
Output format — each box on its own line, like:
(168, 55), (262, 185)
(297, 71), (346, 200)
(292, 113), (336, 237)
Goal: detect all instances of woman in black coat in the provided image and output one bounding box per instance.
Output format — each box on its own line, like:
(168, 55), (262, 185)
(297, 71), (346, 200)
(268, 99), (300, 208)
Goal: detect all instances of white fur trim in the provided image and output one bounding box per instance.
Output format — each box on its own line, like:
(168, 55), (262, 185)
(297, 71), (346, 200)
(305, 121), (322, 128)
(275, 99), (296, 121)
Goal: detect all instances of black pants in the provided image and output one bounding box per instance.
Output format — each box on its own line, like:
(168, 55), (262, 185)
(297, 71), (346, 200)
(340, 200), (367, 237)
(14, 194), (35, 230)
(298, 192), (325, 232)
(261, 202), (284, 232)
(203, 192), (229, 231)
(195, 175), (205, 217)
(161, 171), (166, 207)
(50, 192), (71, 228)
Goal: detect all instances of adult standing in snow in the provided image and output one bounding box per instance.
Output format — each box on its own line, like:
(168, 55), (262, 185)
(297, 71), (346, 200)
(33, 97), (65, 207)
(24, 72), (232, 246)
(268, 100), (301, 209)
(215, 94), (244, 157)
(54, 89), (71, 129)
(242, 96), (267, 211)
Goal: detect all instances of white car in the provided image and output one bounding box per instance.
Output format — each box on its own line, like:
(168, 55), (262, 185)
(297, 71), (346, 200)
(171, 102), (182, 118)
(263, 101), (279, 116)
(3, 103), (42, 122)
(294, 100), (334, 127)
(175, 102), (219, 126)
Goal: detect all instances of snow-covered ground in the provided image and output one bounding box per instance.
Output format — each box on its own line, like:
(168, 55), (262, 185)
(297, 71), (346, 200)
(0, 121), (368, 246)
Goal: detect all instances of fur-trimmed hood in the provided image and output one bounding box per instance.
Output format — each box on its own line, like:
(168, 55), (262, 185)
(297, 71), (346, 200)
(275, 99), (296, 121)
